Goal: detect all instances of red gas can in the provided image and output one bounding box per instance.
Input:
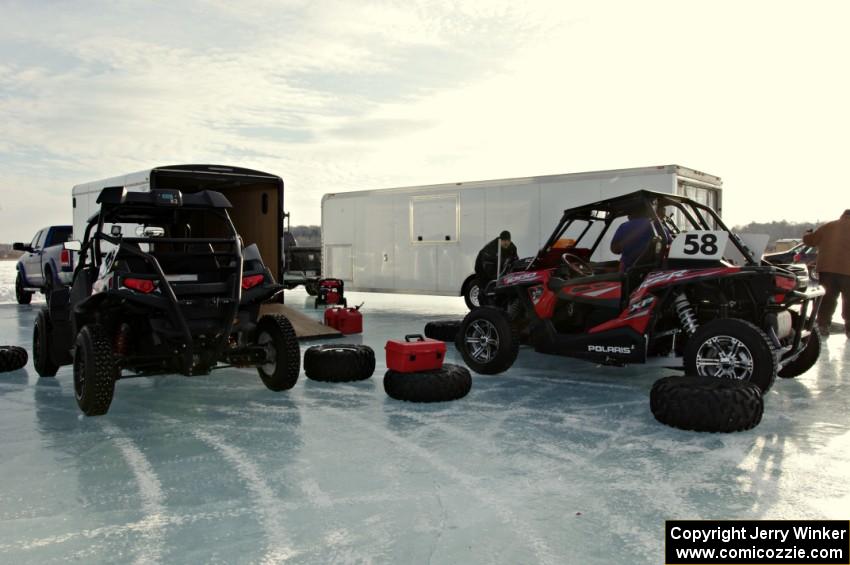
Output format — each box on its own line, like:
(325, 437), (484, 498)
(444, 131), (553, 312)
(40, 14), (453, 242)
(324, 306), (363, 335)
(385, 334), (446, 373)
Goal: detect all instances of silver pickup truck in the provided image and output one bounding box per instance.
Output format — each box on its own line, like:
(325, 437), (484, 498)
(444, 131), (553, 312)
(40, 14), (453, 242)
(13, 225), (74, 304)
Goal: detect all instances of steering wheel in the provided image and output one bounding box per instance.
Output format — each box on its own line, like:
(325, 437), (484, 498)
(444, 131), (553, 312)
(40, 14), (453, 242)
(560, 253), (594, 278)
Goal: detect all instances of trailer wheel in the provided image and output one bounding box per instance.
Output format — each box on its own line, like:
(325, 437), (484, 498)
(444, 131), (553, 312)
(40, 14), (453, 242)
(463, 277), (481, 310)
(424, 320), (462, 342)
(304, 344), (375, 382)
(650, 376), (763, 432)
(0, 345), (28, 373)
(256, 315), (301, 391)
(15, 272), (32, 305)
(455, 307), (519, 375)
(384, 364), (472, 403)
(73, 325), (116, 416)
(34, 309), (59, 377)
(684, 318), (778, 393)
(779, 330), (821, 379)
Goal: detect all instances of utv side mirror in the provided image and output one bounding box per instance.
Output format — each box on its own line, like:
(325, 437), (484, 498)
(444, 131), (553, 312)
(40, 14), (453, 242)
(12, 242), (30, 252)
(64, 240), (82, 252)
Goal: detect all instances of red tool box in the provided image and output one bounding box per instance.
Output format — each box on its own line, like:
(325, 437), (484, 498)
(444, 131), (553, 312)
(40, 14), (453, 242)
(385, 334), (446, 373)
(323, 306), (363, 335)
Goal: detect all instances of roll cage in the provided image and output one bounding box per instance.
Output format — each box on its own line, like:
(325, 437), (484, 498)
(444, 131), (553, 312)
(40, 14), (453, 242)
(71, 188), (246, 372)
(530, 190), (758, 270)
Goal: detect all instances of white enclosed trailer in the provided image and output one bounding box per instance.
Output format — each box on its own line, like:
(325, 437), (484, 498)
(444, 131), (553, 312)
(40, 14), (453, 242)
(321, 165), (722, 303)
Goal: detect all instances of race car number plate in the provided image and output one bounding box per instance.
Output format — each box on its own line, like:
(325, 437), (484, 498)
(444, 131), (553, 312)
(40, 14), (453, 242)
(668, 230), (729, 261)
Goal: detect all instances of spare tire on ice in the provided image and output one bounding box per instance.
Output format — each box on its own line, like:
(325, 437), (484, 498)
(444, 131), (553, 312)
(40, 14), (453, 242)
(650, 376), (763, 433)
(384, 363), (472, 403)
(424, 320), (462, 342)
(0, 345), (28, 373)
(304, 344), (375, 382)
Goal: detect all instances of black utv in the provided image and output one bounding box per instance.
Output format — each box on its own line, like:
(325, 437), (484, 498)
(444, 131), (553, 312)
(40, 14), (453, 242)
(33, 187), (300, 416)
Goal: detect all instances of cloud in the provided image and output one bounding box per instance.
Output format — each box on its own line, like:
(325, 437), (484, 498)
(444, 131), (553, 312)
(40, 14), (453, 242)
(0, 0), (848, 243)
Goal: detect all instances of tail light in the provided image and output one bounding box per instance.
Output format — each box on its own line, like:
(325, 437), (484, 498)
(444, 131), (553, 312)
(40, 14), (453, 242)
(773, 274), (796, 303)
(60, 249), (72, 269)
(793, 253), (801, 262)
(242, 274), (264, 290)
(123, 277), (157, 294)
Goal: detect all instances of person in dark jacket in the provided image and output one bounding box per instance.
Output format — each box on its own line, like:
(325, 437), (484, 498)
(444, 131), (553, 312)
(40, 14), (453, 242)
(803, 209), (850, 337)
(475, 230), (518, 287)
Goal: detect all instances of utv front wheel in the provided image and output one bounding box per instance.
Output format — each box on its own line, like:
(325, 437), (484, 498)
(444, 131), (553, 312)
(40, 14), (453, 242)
(684, 319), (778, 393)
(456, 306), (519, 375)
(34, 309), (59, 377)
(256, 315), (301, 391)
(73, 325), (117, 416)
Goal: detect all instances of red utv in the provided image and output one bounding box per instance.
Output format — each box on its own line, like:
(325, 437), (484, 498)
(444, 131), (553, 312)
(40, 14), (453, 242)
(456, 190), (824, 392)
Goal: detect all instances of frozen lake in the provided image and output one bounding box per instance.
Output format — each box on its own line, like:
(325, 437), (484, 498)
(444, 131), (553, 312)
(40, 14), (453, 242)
(1, 284), (849, 564)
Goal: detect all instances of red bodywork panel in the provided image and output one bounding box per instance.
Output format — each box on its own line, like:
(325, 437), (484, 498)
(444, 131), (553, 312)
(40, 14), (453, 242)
(560, 281), (621, 302)
(499, 265), (743, 336)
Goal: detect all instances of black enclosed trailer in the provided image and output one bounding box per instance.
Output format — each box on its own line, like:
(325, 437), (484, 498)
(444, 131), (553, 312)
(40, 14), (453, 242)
(72, 165), (285, 283)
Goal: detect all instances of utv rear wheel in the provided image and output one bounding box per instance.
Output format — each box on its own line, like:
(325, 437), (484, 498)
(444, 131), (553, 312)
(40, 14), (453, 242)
(463, 277), (481, 310)
(456, 306), (519, 375)
(73, 325), (116, 416)
(256, 315), (301, 391)
(34, 310), (59, 377)
(650, 376), (763, 432)
(779, 330), (821, 379)
(15, 272), (32, 305)
(684, 318), (778, 393)
(304, 344), (375, 382)
(0, 345), (28, 373)
(305, 282), (319, 296)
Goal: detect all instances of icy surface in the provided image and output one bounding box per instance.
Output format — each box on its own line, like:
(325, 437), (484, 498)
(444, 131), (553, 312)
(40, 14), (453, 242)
(1, 287), (849, 564)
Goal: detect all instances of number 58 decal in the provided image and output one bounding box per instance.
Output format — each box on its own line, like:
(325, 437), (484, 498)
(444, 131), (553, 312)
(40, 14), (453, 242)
(668, 231), (729, 260)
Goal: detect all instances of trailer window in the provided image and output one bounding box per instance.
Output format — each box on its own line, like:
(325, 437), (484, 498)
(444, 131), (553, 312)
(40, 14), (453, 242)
(410, 195), (458, 243)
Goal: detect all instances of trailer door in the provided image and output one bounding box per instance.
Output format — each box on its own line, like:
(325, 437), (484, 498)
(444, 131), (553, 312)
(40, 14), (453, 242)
(410, 195), (458, 243)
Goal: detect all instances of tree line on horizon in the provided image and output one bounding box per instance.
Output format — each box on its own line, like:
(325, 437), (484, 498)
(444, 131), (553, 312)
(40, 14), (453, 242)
(731, 220), (821, 248)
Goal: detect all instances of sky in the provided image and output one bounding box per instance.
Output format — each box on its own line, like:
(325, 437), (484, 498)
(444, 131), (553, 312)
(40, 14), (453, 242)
(1, 0), (848, 242)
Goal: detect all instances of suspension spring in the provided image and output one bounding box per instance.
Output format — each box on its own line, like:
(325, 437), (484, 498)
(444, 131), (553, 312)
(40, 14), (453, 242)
(673, 292), (699, 336)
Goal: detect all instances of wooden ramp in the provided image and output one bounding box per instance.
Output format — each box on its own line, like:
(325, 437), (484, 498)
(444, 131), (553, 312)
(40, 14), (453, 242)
(260, 303), (342, 340)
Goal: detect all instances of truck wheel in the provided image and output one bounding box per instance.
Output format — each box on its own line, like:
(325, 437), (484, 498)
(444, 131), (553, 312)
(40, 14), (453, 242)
(463, 277), (481, 310)
(0, 345), (28, 373)
(34, 310), (59, 377)
(43, 267), (54, 306)
(15, 272), (32, 305)
(650, 376), (763, 432)
(424, 320), (462, 342)
(455, 307), (519, 375)
(778, 330), (821, 379)
(73, 325), (117, 416)
(256, 315), (301, 391)
(305, 282), (319, 296)
(384, 364), (472, 403)
(304, 344), (375, 382)
(684, 318), (778, 393)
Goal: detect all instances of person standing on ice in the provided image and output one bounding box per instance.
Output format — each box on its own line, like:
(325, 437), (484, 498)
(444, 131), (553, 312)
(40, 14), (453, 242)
(803, 209), (850, 337)
(475, 230), (518, 290)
